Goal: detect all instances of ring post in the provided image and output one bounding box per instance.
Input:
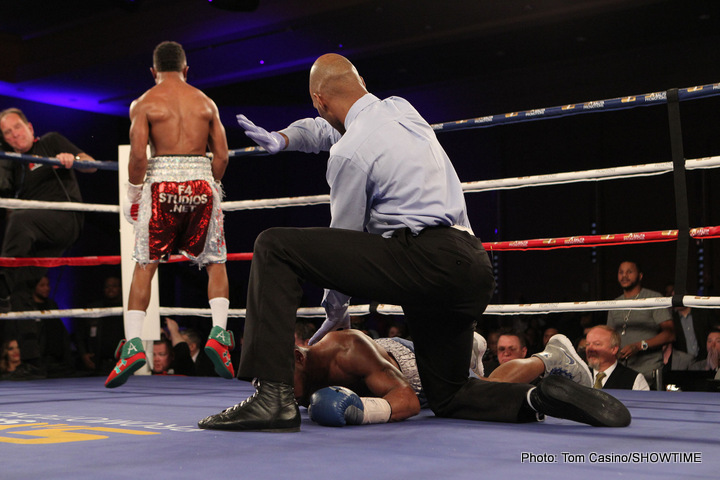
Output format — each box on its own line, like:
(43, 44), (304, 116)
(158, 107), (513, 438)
(118, 145), (160, 375)
(666, 89), (690, 307)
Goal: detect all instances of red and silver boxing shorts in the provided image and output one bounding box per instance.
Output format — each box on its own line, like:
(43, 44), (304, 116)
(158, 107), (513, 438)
(132, 156), (226, 266)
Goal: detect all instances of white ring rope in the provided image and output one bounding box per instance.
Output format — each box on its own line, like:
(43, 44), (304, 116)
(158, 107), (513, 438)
(3, 296), (720, 321)
(219, 155), (720, 211)
(0, 198), (119, 213)
(2, 155), (718, 213)
(462, 156), (720, 193)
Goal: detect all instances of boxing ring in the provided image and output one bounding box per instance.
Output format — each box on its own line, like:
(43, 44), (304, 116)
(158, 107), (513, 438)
(1, 377), (718, 479)
(2, 83), (720, 477)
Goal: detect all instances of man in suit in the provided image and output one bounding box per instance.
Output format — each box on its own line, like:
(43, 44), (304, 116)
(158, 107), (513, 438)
(586, 325), (649, 390)
(671, 302), (717, 368)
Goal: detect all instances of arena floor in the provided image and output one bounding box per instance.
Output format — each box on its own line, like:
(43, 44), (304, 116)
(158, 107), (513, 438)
(1, 376), (717, 479)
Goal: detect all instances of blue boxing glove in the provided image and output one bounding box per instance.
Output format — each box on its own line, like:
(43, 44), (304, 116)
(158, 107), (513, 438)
(309, 386), (392, 427)
(309, 386), (364, 427)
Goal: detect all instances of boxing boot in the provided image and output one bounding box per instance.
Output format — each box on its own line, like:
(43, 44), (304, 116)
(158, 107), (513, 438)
(198, 379), (300, 432)
(533, 334), (592, 387)
(105, 337), (146, 388)
(204, 325), (235, 379)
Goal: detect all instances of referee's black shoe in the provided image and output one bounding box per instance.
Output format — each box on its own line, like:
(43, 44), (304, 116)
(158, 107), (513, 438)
(198, 379), (300, 432)
(529, 375), (632, 427)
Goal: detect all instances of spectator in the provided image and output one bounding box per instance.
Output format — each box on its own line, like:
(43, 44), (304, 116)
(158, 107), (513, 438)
(4, 275), (75, 377)
(701, 327), (720, 377)
(670, 296), (717, 369)
(497, 332), (528, 365)
(74, 275), (125, 375)
(387, 320), (408, 339)
(606, 261), (674, 386)
(0, 338), (45, 380)
(0, 107), (97, 312)
(585, 325), (650, 390)
(166, 317), (217, 377)
(164, 317), (222, 376)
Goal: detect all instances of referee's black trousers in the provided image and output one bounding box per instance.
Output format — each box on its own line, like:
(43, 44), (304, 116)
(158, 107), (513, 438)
(238, 226), (536, 423)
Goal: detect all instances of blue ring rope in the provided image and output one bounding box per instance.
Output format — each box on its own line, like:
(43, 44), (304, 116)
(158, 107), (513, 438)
(2, 82), (718, 163)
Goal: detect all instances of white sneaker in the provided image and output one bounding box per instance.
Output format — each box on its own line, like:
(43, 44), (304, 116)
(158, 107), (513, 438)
(533, 334), (592, 387)
(470, 332), (487, 378)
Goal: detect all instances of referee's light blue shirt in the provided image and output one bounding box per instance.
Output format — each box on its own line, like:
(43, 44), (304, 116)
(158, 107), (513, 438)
(281, 93), (473, 309)
(283, 93), (472, 237)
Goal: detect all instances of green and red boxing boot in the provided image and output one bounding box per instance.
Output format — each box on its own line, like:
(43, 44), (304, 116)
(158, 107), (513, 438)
(105, 337), (147, 388)
(205, 325), (235, 379)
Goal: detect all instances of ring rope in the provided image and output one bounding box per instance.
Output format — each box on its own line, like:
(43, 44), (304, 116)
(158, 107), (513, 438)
(2, 155), (718, 213)
(219, 155), (720, 211)
(230, 82), (720, 157)
(0, 151), (117, 171)
(0, 198), (119, 213)
(2, 225), (720, 267)
(430, 83), (720, 133)
(0, 253), (253, 267)
(4, 296), (720, 322)
(378, 296), (720, 315)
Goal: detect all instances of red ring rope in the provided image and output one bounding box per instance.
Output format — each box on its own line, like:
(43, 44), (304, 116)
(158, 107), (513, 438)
(0, 253), (253, 267)
(1, 226), (719, 267)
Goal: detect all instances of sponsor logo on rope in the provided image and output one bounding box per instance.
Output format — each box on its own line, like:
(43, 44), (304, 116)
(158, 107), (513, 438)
(509, 241), (529, 247)
(474, 116), (493, 124)
(623, 233), (646, 241)
(644, 92), (666, 101)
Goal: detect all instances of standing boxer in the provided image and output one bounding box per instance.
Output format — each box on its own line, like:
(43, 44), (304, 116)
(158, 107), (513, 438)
(105, 41), (233, 388)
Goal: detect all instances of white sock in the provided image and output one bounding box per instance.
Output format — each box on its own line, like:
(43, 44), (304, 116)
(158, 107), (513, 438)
(209, 297), (229, 330)
(124, 310), (146, 340)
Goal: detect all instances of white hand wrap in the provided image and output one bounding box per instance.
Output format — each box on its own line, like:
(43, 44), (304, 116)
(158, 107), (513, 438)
(126, 182), (143, 203)
(123, 182), (143, 224)
(359, 397), (392, 424)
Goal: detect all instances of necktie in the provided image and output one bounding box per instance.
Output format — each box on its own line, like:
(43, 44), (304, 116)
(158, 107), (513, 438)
(593, 372), (606, 389)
